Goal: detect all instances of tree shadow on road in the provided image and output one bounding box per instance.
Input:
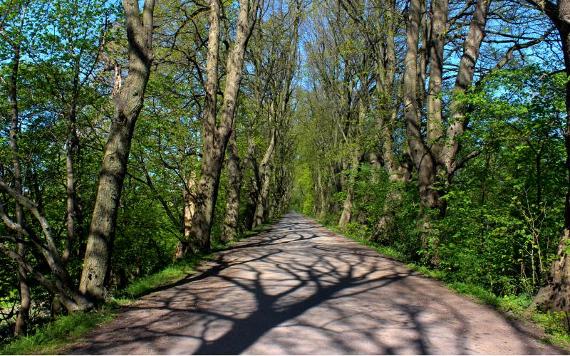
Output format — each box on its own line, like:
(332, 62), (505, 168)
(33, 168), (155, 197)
(67, 213), (554, 355)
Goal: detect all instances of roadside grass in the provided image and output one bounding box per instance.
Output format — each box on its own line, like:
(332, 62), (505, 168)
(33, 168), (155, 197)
(0, 222), (274, 355)
(322, 219), (570, 351)
(0, 306), (116, 355)
(118, 254), (209, 301)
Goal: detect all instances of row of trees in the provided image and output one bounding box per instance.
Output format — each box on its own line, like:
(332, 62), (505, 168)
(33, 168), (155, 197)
(4, 0), (570, 342)
(293, 0), (570, 312)
(0, 0), (299, 337)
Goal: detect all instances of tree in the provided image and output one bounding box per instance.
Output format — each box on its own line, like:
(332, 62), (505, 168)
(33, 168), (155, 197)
(2, 0), (30, 334)
(80, 0), (157, 302)
(182, 0), (261, 254)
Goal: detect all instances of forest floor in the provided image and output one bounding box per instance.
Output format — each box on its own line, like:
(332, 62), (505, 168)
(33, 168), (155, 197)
(65, 213), (563, 354)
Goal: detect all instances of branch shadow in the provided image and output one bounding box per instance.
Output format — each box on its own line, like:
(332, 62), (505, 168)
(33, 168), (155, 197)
(67, 213), (557, 355)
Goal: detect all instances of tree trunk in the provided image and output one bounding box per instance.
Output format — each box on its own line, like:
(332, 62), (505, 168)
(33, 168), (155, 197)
(426, 0), (449, 158)
(80, 0), (155, 301)
(316, 169), (328, 218)
(442, 0), (490, 178)
(403, 0), (440, 209)
(188, 0), (259, 253)
(338, 152), (359, 228)
(7, 41), (30, 337)
(186, 0), (221, 253)
(191, 147), (224, 252)
(222, 132), (242, 242)
(175, 171), (197, 259)
(63, 56), (82, 264)
(184, 172), (197, 242)
(254, 129), (276, 227)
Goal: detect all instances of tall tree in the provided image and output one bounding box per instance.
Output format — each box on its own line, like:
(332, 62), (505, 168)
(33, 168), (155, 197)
(183, 0), (261, 254)
(5, 21), (30, 337)
(80, 0), (157, 301)
(222, 131), (242, 242)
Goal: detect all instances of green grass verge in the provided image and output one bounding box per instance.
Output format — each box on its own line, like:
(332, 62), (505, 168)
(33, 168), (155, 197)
(119, 255), (208, 300)
(0, 306), (116, 355)
(322, 219), (570, 351)
(0, 221), (275, 355)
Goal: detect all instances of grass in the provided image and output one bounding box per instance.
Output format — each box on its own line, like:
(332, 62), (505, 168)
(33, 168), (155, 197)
(322, 218), (570, 351)
(0, 222), (274, 355)
(119, 255), (209, 300)
(0, 306), (116, 355)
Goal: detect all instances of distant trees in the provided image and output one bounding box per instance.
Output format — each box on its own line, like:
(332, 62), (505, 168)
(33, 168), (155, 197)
(293, 0), (569, 313)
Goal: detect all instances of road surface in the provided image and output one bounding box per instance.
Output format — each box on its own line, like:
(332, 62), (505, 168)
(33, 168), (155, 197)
(68, 213), (562, 354)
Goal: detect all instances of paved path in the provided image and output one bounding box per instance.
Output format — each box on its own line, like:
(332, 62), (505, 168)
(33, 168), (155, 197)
(68, 213), (562, 354)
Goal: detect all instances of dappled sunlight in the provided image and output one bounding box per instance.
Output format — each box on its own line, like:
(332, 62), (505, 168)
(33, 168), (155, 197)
(66, 214), (556, 354)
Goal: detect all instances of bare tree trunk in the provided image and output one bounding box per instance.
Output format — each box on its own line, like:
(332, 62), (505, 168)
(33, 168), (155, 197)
(317, 170), (328, 218)
(222, 132), (242, 242)
(253, 129), (276, 227)
(184, 172), (197, 242)
(188, 0), (259, 253)
(175, 171), (197, 259)
(338, 152), (359, 228)
(426, 0), (449, 158)
(63, 56), (82, 264)
(404, 0), (439, 209)
(442, 0), (490, 178)
(80, 0), (156, 302)
(7, 42), (30, 337)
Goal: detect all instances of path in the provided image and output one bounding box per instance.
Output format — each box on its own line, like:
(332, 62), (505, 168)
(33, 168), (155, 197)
(68, 213), (562, 354)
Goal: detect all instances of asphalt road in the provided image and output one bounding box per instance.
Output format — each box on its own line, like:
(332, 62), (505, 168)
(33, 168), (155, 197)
(67, 213), (562, 354)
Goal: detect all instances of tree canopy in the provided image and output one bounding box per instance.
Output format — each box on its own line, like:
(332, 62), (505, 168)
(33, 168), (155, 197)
(2, 0), (570, 345)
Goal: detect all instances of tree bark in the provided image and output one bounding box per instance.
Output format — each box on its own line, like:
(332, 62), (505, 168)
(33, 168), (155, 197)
(442, 0), (490, 178)
(184, 172), (197, 242)
(404, 0), (440, 209)
(253, 128), (276, 227)
(188, 0), (259, 253)
(222, 132), (242, 242)
(80, 0), (156, 301)
(338, 151), (359, 228)
(175, 171), (197, 259)
(426, 0), (449, 157)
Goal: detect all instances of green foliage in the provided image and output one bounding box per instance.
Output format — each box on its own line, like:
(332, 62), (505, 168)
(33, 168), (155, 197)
(293, 64), (570, 347)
